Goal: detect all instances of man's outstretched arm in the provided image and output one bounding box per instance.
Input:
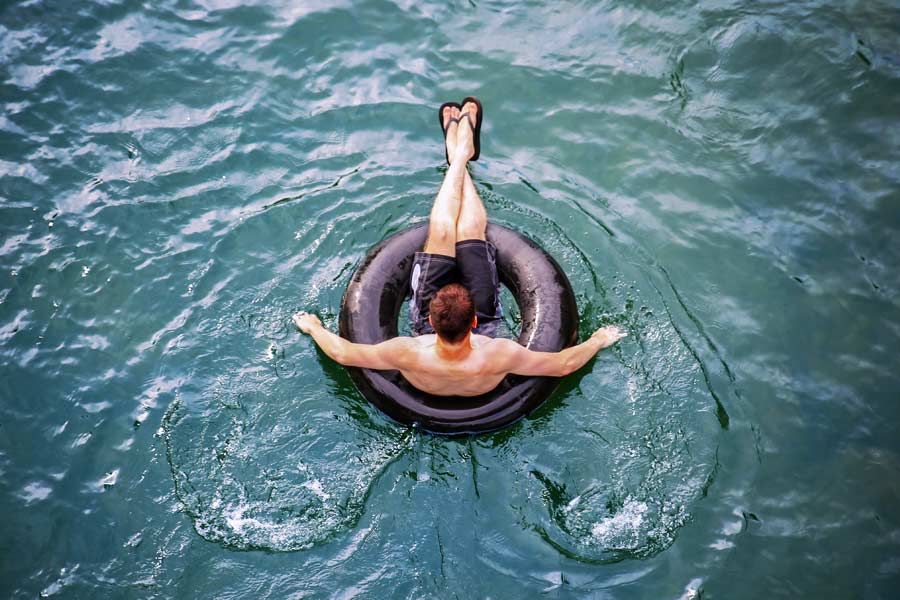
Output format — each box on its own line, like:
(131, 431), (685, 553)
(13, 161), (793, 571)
(495, 325), (627, 377)
(293, 311), (408, 370)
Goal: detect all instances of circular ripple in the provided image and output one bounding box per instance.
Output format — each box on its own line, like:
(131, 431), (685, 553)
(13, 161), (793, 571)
(488, 288), (721, 562)
(470, 194), (725, 564)
(162, 365), (411, 551)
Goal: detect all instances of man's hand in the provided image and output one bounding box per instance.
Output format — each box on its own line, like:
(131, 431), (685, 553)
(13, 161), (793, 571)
(591, 325), (628, 349)
(292, 310), (407, 370)
(293, 311), (321, 334)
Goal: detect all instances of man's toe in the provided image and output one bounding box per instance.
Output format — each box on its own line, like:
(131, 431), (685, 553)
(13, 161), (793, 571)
(462, 102), (478, 125)
(443, 106), (459, 130)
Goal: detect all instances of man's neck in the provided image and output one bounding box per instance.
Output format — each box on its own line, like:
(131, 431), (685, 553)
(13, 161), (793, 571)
(434, 334), (473, 361)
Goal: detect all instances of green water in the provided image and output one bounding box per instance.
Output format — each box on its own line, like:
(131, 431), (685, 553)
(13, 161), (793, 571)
(2, 0), (899, 597)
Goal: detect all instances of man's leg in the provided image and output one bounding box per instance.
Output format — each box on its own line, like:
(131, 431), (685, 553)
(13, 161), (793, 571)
(452, 100), (501, 336)
(423, 105), (470, 256)
(456, 170), (487, 241)
(455, 100), (487, 242)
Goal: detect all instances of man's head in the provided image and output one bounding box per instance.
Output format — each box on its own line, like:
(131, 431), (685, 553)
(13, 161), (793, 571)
(428, 283), (476, 343)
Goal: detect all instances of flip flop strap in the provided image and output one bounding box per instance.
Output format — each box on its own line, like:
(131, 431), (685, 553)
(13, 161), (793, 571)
(442, 116), (461, 133)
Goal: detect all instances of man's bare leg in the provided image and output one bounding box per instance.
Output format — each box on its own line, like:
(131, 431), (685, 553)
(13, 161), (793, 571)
(457, 170), (487, 241)
(424, 104), (475, 255)
(456, 100), (487, 241)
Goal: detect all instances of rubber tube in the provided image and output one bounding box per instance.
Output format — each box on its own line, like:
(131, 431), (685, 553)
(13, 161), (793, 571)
(338, 223), (578, 435)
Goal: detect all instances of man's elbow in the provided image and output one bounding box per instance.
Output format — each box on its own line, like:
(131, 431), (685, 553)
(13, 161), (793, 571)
(329, 349), (350, 365)
(558, 356), (582, 377)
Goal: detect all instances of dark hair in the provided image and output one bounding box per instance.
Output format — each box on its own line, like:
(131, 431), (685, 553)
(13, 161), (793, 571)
(429, 283), (475, 343)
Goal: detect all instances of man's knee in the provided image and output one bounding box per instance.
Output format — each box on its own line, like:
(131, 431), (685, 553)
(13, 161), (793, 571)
(426, 219), (457, 250)
(431, 218), (457, 241)
(456, 218), (486, 241)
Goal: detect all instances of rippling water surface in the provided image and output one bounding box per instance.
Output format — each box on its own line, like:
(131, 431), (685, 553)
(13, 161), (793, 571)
(2, 0), (899, 597)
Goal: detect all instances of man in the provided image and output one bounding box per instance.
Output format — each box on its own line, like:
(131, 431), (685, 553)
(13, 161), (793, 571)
(293, 98), (626, 397)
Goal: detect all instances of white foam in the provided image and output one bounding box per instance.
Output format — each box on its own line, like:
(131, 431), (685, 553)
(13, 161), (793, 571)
(591, 498), (649, 545)
(225, 504), (277, 535)
(301, 478), (330, 501)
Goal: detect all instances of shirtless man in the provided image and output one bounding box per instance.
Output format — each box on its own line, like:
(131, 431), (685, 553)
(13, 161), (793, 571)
(293, 98), (626, 396)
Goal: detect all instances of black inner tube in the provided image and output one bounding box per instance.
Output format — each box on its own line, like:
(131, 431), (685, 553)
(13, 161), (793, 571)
(339, 223), (579, 435)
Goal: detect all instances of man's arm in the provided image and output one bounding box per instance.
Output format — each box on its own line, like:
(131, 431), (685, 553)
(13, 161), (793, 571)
(293, 311), (411, 370)
(493, 326), (627, 377)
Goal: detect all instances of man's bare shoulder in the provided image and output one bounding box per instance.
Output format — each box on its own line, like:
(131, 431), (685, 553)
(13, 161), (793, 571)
(473, 336), (525, 363)
(383, 334), (436, 359)
(473, 335), (518, 347)
(378, 335), (429, 352)
(387, 334), (435, 348)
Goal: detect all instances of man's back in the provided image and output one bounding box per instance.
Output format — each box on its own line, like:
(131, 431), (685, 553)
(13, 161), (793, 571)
(394, 334), (511, 396)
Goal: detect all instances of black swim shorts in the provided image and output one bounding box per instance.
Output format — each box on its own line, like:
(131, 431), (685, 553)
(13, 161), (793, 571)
(409, 239), (502, 337)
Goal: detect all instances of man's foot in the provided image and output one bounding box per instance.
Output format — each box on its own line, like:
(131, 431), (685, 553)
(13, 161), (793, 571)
(442, 104), (460, 165)
(452, 99), (477, 164)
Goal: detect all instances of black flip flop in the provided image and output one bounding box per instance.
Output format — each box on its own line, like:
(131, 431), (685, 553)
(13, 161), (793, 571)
(460, 96), (483, 161)
(437, 101), (462, 164)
